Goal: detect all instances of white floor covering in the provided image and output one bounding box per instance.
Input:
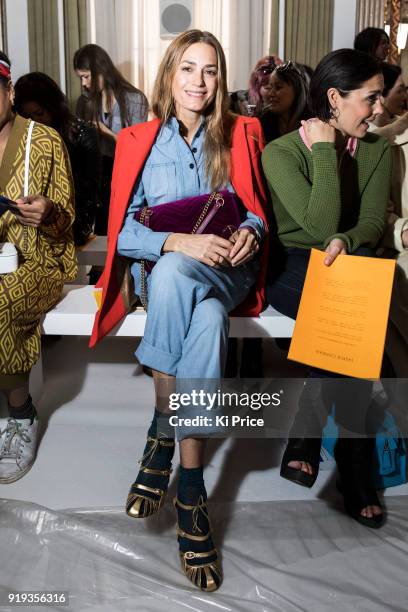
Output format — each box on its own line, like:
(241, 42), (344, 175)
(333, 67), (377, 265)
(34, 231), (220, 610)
(1, 337), (408, 611)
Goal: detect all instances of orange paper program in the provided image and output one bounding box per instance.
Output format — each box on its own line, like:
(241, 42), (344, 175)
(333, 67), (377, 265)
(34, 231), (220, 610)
(288, 249), (396, 378)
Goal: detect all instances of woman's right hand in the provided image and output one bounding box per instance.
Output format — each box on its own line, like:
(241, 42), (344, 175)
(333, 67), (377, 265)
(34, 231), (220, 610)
(301, 118), (336, 146)
(324, 238), (347, 266)
(162, 233), (232, 267)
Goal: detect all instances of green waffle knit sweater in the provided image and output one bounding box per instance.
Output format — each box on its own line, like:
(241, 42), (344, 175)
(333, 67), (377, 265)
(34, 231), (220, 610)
(261, 129), (391, 252)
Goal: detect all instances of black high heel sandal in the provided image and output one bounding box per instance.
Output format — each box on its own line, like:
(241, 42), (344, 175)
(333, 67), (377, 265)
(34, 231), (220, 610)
(174, 496), (222, 592)
(280, 437), (321, 488)
(126, 436), (175, 518)
(280, 377), (327, 488)
(334, 438), (385, 529)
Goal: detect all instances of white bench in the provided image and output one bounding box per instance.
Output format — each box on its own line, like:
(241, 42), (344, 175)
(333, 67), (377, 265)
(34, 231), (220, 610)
(73, 237), (295, 336)
(29, 243), (294, 402)
(28, 284), (293, 403)
(41, 284), (295, 338)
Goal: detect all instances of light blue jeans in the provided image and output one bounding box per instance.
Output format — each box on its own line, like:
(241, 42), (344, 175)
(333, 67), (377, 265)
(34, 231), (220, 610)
(136, 252), (258, 379)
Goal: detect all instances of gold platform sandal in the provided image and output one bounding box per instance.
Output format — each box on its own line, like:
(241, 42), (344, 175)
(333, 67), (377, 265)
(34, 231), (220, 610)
(174, 496), (222, 592)
(126, 436), (175, 518)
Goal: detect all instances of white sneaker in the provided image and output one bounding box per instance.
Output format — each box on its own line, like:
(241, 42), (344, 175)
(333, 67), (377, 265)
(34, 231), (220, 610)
(0, 417), (39, 483)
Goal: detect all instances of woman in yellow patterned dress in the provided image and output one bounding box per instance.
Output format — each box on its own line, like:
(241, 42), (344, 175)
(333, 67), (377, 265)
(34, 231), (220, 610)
(0, 52), (77, 483)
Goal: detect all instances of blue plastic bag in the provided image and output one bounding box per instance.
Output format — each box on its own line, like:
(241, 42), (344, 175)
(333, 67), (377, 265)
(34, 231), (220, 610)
(322, 409), (407, 489)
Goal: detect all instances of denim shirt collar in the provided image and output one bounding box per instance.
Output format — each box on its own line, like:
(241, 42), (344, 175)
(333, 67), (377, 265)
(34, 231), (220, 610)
(167, 115), (206, 143)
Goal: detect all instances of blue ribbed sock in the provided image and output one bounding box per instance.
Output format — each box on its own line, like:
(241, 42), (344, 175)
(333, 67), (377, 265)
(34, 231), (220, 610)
(147, 409), (175, 439)
(178, 465), (206, 505)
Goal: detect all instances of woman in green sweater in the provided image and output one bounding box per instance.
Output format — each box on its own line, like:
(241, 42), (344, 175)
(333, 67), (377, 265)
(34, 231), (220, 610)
(262, 49), (391, 528)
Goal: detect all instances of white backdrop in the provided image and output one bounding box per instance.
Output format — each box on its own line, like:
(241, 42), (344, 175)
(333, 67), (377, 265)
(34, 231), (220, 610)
(88, 0), (271, 97)
(5, 0), (359, 95)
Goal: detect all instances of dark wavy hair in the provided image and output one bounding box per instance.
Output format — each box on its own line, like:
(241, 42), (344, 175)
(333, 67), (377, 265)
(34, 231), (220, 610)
(14, 72), (77, 144)
(269, 61), (313, 126)
(73, 44), (139, 128)
(354, 27), (389, 57)
(310, 49), (382, 121)
(381, 62), (402, 97)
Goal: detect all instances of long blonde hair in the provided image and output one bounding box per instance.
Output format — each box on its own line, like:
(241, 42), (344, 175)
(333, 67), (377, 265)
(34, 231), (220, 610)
(151, 30), (234, 190)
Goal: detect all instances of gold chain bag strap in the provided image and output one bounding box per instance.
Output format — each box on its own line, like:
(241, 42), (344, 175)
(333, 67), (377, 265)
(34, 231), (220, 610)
(139, 192), (222, 310)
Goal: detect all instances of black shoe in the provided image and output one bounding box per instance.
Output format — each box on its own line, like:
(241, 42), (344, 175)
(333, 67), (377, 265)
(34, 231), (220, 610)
(334, 438), (385, 529)
(174, 495), (222, 592)
(275, 338), (291, 352)
(240, 338), (264, 378)
(126, 436), (175, 518)
(280, 437), (321, 487)
(280, 378), (325, 487)
(225, 338), (238, 378)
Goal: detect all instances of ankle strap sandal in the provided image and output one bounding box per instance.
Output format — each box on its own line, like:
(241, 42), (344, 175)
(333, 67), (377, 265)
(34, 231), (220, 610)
(174, 496), (222, 592)
(126, 436), (175, 519)
(280, 437), (322, 488)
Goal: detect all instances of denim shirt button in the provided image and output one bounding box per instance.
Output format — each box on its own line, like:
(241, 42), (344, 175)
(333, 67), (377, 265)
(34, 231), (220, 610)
(192, 147), (197, 153)
(189, 163), (194, 169)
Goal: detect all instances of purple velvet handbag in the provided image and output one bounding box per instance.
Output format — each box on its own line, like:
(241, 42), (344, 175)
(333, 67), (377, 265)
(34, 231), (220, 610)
(134, 190), (242, 308)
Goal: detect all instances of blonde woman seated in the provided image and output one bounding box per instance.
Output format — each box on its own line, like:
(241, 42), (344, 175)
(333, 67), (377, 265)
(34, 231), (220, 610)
(90, 30), (268, 591)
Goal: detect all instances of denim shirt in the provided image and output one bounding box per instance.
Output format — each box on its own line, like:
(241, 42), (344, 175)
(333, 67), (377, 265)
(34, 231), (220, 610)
(100, 91), (148, 157)
(117, 116), (265, 295)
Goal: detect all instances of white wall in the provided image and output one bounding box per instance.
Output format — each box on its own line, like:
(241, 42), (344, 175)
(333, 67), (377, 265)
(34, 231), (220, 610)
(3, 0), (358, 87)
(5, 0), (30, 80)
(332, 0), (357, 51)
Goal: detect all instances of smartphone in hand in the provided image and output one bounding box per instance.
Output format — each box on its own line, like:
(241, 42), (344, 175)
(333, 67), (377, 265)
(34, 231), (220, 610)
(0, 195), (23, 217)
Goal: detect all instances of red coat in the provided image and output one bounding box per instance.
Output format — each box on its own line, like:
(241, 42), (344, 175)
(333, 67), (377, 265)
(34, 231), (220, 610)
(90, 115), (269, 347)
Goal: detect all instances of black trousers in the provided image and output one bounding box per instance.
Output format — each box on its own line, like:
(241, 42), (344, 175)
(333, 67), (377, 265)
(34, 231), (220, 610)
(267, 246), (377, 436)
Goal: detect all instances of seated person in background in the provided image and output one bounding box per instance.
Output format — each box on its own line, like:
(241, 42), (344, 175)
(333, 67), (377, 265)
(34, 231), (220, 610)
(371, 63), (407, 128)
(228, 56), (281, 378)
(251, 60), (312, 142)
(0, 53), (77, 483)
(73, 44), (148, 235)
(227, 58), (312, 377)
(229, 54), (282, 117)
(354, 26), (390, 62)
(262, 49), (391, 529)
(369, 66), (408, 379)
(14, 71), (101, 245)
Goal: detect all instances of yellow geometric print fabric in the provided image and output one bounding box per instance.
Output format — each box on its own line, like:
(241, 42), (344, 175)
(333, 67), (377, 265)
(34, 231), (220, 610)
(0, 116), (77, 376)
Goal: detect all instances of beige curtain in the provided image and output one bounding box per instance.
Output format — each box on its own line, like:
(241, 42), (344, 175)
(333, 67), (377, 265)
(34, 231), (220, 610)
(27, 0), (60, 84)
(356, 0), (385, 31)
(285, 0), (334, 68)
(388, 0), (401, 63)
(64, 0), (88, 105)
(269, 0), (280, 56)
(0, 0), (7, 52)
(92, 0), (271, 98)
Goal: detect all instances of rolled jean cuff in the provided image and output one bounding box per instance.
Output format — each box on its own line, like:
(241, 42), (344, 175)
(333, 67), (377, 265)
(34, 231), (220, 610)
(135, 338), (180, 376)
